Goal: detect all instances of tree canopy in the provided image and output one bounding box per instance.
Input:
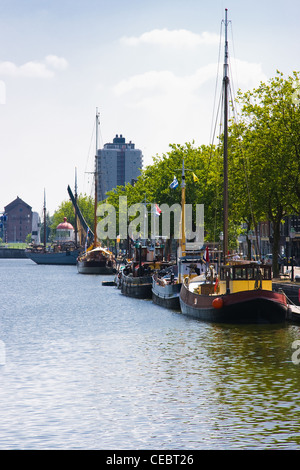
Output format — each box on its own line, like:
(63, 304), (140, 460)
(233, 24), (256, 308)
(50, 193), (94, 241)
(229, 71), (300, 274)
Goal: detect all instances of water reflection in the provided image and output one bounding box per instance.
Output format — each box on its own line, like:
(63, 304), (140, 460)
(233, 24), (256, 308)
(0, 259), (300, 449)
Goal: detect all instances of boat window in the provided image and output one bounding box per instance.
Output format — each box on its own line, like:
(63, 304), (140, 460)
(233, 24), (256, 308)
(233, 267), (247, 279)
(220, 265), (272, 281)
(262, 266), (272, 280)
(220, 267), (231, 280)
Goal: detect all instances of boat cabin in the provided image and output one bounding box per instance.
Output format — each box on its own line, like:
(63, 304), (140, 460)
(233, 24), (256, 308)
(130, 243), (167, 277)
(220, 263), (272, 294)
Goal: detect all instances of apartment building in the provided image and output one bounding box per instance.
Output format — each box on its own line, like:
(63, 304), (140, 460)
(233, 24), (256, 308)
(97, 134), (143, 201)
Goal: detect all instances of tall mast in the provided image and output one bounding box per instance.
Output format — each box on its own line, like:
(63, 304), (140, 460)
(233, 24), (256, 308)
(223, 8), (229, 264)
(74, 166), (78, 247)
(178, 157), (186, 283)
(43, 188), (46, 250)
(94, 108), (100, 248)
(181, 157), (186, 258)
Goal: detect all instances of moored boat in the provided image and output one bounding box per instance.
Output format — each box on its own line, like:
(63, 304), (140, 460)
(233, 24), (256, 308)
(121, 242), (170, 299)
(26, 190), (81, 266)
(178, 9), (288, 324)
(121, 269), (153, 299)
(26, 243), (80, 265)
(152, 254), (206, 310)
(76, 109), (116, 275)
(77, 246), (116, 274)
(152, 265), (180, 309)
(180, 261), (288, 323)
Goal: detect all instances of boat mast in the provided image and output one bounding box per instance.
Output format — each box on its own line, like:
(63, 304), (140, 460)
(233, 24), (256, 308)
(178, 157), (186, 283)
(43, 188), (46, 250)
(94, 108), (100, 248)
(74, 167), (78, 247)
(223, 8), (229, 264)
(181, 157), (186, 258)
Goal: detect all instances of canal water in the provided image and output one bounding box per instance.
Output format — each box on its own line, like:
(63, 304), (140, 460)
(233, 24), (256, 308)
(0, 258), (300, 450)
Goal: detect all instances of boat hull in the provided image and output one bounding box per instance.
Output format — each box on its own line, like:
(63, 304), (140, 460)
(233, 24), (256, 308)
(180, 282), (288, 324)
(77, 260), (115, 274)
(121, 273), (152, 299)
(152, 278), (181, 310)
(26, 250), (80, 265)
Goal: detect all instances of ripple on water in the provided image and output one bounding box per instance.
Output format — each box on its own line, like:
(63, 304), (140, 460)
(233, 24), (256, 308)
(1, 260), (300, 449)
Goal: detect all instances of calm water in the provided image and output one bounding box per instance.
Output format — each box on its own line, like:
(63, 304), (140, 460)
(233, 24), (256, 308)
(0, 258), (300, 450)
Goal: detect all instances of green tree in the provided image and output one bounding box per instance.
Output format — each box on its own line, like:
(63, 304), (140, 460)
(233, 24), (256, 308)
(50, 194), (94, 239)
(104, 142), (223, 244)
(229, 71), (300, 275)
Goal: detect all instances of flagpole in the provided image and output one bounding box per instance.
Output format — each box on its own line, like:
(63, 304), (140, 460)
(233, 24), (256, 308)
(181, 157), (186, 258)
(153, 204), (156, 242)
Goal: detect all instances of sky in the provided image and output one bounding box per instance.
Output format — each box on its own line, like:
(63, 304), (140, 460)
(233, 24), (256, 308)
(0, 0), (299, 216)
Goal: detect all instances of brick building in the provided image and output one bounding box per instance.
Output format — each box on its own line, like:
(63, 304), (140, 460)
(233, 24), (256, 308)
(4, 197), (32, 243)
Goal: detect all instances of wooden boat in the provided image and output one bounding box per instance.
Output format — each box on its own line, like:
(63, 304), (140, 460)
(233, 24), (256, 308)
(121, 243), (170, 299)
(152, 265), (181, 309)
(77, 246), (116, 274)
(121, 269), (153, 299)
(179, 9), (288, 324)
(152, 254), (206, 310)
(180, 261), (288, 323)
(26, 243), (80, 265)
(76, 109), (116, 275)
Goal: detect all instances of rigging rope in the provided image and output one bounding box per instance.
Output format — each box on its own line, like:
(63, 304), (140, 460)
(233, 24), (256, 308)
(204, 17), (261, 259)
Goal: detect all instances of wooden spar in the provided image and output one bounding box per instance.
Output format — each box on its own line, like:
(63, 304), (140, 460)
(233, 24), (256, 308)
(43, 188), (46, 250)
(181, 157), (186, 258)
(223, 8), (229, 264)
(93, 108), (100, 248)
(74, 167), (78, 247)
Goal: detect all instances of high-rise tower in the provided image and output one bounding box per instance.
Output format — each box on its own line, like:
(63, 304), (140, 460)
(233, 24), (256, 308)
(97, 134), (143, 201)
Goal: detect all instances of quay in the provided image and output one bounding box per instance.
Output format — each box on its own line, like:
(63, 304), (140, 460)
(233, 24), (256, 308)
(273, 270), (300, 321)
(273, 266), (300, 306)
(0, 248), (26, 259)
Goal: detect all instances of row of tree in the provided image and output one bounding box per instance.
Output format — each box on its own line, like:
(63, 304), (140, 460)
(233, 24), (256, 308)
(51, 71), (300, 276)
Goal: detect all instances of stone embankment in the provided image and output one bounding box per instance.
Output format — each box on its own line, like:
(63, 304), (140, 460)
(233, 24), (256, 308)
(0, 248), (26, 259)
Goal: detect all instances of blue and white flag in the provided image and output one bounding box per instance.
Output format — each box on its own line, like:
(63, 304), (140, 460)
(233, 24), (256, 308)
(169, 176), (179, 189)
(85, 227), (89, 252)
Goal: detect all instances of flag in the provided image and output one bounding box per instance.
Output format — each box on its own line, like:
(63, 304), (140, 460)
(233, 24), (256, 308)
(203, 246), (209, 263)
(155, 204), (161, 216)
(85, 227), (89, 252)
(192, 172), (199, 183)
(169, 176), (179, 189)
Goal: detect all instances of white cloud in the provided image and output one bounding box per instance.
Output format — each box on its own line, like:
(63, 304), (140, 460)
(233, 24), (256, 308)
(229, 58), (267, 91)
(45, 55), (68, 71)
(120, 28), (219, 48)
(112, 60), (268, 157)
(0, 55), (68, 78)
(113, 59), (266, 105)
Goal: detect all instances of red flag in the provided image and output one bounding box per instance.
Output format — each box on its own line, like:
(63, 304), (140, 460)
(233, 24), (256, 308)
(205, 246), (209, 263)
(155, 204), (161, 216)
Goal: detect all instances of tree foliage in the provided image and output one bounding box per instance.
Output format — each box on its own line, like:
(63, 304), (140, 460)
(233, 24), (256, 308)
(50, 194), (94, 239)
(229, 71), (300, 274)
(104, 142), (224, 242)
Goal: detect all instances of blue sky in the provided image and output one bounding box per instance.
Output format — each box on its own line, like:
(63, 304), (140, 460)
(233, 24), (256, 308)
(0, 0), (299, 215)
